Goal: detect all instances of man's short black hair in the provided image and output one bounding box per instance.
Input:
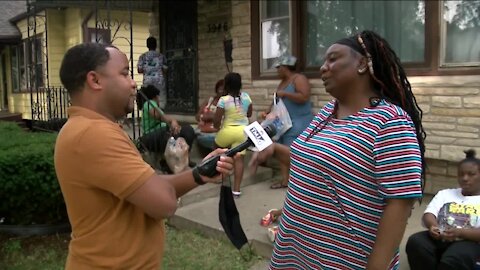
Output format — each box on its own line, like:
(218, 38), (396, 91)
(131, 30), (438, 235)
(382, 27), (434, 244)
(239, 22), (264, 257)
(146, 37), (157, 50)
(59, 43), (112, 96)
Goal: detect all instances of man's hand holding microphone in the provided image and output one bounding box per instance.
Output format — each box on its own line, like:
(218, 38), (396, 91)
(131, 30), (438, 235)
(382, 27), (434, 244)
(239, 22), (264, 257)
(192, 122), (277, 181)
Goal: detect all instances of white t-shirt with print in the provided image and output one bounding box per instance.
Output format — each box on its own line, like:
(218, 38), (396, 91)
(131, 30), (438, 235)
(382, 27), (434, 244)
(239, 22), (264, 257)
(424, 188), (480, 229)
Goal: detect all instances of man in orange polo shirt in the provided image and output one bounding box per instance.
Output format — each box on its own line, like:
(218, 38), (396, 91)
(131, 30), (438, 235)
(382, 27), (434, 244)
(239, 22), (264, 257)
(55, 43), (233, 269)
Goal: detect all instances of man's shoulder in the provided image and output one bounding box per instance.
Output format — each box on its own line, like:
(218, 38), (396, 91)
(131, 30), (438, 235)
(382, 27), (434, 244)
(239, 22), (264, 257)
(58, 117), (126, 150)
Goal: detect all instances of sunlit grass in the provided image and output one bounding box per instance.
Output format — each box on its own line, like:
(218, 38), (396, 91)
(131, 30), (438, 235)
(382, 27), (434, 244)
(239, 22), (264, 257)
(0, 226), (261, 270)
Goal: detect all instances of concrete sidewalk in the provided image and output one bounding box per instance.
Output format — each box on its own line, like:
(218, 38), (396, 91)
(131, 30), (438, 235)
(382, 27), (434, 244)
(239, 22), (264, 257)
(169, 175), (433, 270)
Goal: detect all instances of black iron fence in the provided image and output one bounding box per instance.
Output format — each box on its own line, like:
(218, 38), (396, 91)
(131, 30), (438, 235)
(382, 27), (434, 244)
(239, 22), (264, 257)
(29, 86), (143, 140)
(30, 86), (70, 132)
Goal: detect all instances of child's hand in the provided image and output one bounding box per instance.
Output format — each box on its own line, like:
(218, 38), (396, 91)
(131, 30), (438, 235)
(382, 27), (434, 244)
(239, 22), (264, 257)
(428, 225), (441, 240)
(442, 228), (462, 241)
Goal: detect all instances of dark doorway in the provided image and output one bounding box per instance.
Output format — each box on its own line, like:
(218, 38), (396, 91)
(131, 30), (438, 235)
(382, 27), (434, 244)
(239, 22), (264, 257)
(161, 0), (198, 114)
(1, 53), (8, 111)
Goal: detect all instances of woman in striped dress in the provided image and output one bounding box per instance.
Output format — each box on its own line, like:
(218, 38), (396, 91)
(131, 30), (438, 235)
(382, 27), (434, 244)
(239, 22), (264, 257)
(268, 30), (426, 270)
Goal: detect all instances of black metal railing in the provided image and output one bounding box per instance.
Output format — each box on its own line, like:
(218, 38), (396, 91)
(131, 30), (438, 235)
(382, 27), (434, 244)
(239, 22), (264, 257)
(30, 86), (70, 132)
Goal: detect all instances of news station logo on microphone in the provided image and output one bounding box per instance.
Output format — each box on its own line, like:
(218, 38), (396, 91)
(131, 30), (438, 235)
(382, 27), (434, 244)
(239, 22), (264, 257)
(245, 122), (273, 151)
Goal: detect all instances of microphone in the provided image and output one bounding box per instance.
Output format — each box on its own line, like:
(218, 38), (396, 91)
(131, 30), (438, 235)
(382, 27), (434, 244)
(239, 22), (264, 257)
(196, 123), (277, 177)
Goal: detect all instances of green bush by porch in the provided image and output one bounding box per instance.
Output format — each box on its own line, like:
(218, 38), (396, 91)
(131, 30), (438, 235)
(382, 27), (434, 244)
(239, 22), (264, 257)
(0, 122), (67, 225)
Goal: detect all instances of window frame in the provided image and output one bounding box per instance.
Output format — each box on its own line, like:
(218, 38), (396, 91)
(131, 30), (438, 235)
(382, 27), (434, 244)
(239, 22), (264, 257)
(251, 0), (480, 80)
(85, 28), (111, 44)
(11, 35), (45, 93)
(10, 45), (22, 93)
(258, 1), (292, 74)
(26, 36), (44, 90)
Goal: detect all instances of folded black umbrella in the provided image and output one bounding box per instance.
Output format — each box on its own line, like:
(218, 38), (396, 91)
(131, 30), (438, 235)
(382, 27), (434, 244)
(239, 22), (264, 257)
(218, 179), (248, 250)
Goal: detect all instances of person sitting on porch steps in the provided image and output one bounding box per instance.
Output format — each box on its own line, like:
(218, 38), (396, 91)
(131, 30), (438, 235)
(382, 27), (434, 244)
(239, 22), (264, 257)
(195, 79), (225, 154)
(138, 84), (196, 171)
(406, 149), (480, 270)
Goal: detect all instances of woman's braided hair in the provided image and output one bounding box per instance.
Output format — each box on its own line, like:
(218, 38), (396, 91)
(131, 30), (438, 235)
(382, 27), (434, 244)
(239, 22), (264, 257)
(224, 72), (243, 107)
(357, 30), (426, 189)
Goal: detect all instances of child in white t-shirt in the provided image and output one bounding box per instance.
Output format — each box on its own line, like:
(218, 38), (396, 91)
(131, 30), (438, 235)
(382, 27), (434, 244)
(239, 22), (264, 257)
(406, 149), (480, 270)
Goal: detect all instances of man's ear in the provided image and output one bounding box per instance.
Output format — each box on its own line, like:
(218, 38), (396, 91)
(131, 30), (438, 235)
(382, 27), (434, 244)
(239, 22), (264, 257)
(85, 71), (102, 91)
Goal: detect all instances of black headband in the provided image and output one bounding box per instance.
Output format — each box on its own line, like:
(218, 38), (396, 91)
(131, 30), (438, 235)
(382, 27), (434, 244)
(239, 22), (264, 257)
(334, 36), (365, 56)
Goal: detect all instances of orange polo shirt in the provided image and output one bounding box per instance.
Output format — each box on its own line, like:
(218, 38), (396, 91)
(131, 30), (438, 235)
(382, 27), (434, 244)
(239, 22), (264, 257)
(54, 106), (164, 269)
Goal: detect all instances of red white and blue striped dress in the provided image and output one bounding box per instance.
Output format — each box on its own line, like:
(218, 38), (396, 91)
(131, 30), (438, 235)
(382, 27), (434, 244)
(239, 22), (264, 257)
(269, 99), (422, 270)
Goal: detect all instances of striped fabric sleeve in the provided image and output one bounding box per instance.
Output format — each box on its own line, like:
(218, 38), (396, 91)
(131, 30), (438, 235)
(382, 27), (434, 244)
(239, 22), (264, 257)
(373, 116), (423, 199)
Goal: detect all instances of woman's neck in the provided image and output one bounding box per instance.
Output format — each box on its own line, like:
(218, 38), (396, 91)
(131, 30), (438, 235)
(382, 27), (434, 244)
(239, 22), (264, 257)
(284, 71), (295, 81)
(335, 95), (373, 119)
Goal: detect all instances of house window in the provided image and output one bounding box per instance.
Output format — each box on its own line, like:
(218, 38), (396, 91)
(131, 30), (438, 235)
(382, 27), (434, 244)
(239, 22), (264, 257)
(260, 0), (291, 72)
(305, 1), (425, 67)
(27, 37), (44, 89)
(11, 36), (43, 92)
(252, 0), (480, 78)
(86, 28), (111, 44)
(10, 45), (21, 92)
(441, 1), (480, 66)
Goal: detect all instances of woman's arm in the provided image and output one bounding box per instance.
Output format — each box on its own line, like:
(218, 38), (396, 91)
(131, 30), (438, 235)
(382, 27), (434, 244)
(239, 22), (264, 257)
(277, 74), (311, 104)
(148, 106), (163, 120)
(137, 55), (145, 74)
(196, 99), (209, 122)
(213, 107), (224, 130)
(247, 103), (253, 118)
(260, 103), (273, 120)
(366, 198), (415, 270)
(148, 106), (180, 134)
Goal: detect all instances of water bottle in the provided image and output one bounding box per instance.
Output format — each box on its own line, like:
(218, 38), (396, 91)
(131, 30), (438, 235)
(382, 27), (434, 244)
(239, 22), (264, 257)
(167, 137), (176, 148)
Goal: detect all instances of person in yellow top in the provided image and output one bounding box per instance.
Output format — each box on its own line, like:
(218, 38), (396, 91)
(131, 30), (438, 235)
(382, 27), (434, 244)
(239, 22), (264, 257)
(213, 72), (252, 197)
(55, 43), (233, 269)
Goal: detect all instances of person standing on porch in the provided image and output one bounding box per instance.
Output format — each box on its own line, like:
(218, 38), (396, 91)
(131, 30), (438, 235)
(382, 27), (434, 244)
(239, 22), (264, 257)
(55, 43), (233, 269)
(138, 36), (168, 109)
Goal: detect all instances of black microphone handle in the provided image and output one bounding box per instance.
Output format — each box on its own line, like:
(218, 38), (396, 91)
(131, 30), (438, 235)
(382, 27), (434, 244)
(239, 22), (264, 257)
(195, 124), (276, 178)
(195, 139), (253, 178)
(224, 138), (253, 157)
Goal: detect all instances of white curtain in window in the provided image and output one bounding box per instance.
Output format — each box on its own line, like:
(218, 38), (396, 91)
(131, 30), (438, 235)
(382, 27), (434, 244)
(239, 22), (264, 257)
(443, 1), (480, 65)
(260, 0), (290, 71)
(262, 21), (281, 59)
(305, 1), (425, 67)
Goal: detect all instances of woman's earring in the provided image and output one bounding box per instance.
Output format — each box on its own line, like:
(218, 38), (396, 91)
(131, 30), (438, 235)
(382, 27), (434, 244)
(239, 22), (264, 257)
(358, 67), (367, 74)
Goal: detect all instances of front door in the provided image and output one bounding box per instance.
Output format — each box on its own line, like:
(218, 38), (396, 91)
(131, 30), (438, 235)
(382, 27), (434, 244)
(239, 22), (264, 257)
(161, 0), (198, 114)
(1, 53), (8, 111)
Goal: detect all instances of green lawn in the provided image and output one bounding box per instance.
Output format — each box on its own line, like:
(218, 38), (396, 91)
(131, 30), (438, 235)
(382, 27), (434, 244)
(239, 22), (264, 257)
(0, 226), (261, 270)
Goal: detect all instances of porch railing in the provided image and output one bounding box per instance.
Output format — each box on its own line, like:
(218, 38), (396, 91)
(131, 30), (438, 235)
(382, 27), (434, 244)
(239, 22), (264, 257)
(30, 86), (70, 132)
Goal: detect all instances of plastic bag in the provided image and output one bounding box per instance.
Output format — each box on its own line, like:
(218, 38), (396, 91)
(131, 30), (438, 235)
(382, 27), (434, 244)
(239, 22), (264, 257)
(164, 137), (189, 173)
(261, 92), (292, 141)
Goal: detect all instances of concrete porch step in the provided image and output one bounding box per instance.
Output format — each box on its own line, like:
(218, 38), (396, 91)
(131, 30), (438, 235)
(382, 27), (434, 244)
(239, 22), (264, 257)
(0, 111), (22, 122)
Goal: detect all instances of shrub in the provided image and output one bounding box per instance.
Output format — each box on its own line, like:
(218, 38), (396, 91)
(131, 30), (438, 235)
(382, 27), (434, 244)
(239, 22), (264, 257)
(0, 122), (67, 225)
